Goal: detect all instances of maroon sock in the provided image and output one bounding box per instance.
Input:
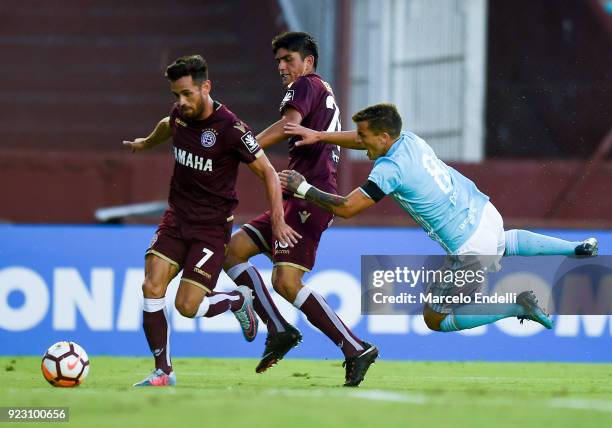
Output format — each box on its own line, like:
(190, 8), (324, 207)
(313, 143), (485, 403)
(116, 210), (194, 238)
(228, 263), (289, 334)
(142, 307), (172, 374)
(294, 287), (365, 357)
(202, 291), (244, 317)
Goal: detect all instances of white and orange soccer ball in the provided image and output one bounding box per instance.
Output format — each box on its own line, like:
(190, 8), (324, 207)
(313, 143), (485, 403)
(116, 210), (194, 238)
(41, 341), (90, 387)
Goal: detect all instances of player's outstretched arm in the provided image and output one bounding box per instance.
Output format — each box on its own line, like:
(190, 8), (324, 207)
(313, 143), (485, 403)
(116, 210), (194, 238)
(279, 170), (375, 219)
(284, 123), (364, 150)
(255, 108), (303, 149)
(248, 155), (302, 247)
(122, 117), (172, 153)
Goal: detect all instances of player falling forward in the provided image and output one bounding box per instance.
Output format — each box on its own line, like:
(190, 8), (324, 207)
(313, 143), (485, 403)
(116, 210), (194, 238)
(123, 55), (300, 386)
(222, 32), (377, 387)
(281, 103), (598, 333)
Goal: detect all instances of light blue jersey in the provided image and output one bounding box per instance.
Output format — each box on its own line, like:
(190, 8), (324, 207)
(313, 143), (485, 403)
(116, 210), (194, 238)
(363, 131), (489, 253)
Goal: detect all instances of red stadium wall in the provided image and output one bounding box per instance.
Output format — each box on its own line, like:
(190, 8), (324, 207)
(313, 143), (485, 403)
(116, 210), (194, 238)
(2, 151), (612, 227)
(486, 0), (612, 159)
(0, 0), (285, 152)
(1, 1), (611, 227)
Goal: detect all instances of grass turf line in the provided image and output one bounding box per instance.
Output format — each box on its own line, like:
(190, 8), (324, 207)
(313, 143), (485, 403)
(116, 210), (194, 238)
(2, 357), (612, 428)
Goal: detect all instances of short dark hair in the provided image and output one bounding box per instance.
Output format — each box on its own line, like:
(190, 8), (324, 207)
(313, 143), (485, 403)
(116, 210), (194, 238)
(272, 32), (319, 69)
(352, 103), (402, 138)
(165, 55), (208, 83)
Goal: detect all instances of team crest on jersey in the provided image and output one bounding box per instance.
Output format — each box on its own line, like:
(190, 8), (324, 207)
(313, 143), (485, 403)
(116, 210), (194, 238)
(201, 129), (217, 148)
(280, 90), (294, 109)
(241, 131), (260, 153)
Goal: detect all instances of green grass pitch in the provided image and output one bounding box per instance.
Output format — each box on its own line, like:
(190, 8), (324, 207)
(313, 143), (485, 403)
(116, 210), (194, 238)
(3, 357), (612, 427)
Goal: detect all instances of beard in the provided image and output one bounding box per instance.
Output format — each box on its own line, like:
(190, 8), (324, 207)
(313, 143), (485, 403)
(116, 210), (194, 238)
(180, 97), (204, 119)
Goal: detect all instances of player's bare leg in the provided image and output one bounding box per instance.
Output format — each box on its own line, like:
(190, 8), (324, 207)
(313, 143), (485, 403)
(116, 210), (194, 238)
(134, 254), (179, 387)
(423, 291), (553, 333)
(273, 265), (378, 386)
(422, 305), (447, 331)
(175, 280), (258, 342)
(224, 229), (301, 370)
(135, 252), (258, 387)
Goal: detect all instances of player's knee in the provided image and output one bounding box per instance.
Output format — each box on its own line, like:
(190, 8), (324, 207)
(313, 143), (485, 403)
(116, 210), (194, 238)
(422, 307), (443, 331)
(223, 250), (246, 271)
(174, 297), (199, 318)
(272, 274), (300, 302)
(223, 232), (258, 270)
(424, 314), (442, 331)
(142, 277), (166, 299)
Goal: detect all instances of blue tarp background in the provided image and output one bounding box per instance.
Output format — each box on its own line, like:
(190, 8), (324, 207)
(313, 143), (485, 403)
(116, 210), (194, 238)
(1, 225), (611, 362)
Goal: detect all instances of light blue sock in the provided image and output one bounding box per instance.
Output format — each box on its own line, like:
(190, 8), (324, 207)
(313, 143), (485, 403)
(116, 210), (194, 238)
(439, 303), (526, 332)
(504, 229), (580, 256)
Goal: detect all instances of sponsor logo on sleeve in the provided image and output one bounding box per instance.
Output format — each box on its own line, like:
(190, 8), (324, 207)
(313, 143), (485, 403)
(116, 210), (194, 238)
(280, 90), (294, 109)
(201, 130), (217, 148)
(241, 131), (260, 153)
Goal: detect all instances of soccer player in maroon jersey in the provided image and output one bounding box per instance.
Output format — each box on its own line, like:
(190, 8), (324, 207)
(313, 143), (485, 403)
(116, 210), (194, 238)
(223, 32), (378, 387)
(123, 55), (301, 387)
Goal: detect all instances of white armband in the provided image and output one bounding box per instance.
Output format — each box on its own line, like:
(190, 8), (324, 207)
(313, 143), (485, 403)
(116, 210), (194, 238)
(296, 181), (313, 197)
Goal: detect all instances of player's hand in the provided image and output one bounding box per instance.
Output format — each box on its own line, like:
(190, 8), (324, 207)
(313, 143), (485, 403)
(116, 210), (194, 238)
(284, 123), (320, 147)
(272, 220), (302, 248)
(122, 138), (147, 153)
(279, 169), (305, 193)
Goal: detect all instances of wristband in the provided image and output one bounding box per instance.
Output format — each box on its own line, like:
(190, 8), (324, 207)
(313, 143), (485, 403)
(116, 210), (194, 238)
(296, 181), (313, 197)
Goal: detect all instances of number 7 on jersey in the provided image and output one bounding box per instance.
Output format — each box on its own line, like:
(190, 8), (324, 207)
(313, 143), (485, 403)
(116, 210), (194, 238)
(195, 247), (214, 268)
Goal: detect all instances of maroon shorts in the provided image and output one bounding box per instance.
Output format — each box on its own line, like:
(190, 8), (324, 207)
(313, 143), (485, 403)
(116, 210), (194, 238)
(146, 208), (232, 292)
(242, 197), (334, 271)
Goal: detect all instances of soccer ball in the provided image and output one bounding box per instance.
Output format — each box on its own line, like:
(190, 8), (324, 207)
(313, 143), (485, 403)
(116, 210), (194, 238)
(41, 341), (90, 387)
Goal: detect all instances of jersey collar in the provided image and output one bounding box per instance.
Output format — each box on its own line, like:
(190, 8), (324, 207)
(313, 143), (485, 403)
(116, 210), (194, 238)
(385, 133), (404, 157)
